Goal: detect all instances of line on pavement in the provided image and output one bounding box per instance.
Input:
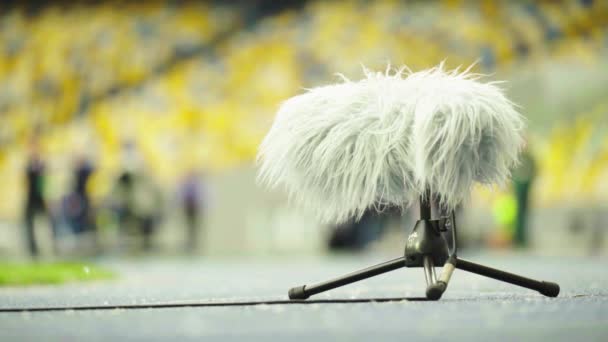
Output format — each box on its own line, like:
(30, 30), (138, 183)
(0, 297), (430, 312)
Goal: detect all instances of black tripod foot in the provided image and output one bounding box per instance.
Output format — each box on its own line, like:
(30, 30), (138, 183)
(288, 286), (309, 300)
(426, 281), (447, 300)
(538, 281), (560, 298)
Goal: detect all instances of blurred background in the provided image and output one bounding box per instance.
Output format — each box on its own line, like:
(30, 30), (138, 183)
(1, 0), (607, 262)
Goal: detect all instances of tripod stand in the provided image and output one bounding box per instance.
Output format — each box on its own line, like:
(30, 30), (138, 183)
(288, 193), (560, 301)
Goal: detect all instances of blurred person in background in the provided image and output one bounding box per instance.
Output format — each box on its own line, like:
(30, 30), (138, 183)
(512, 143), (537, 247)
(489, 192), (518, 248)
(111, 141), (163, 252)
(131, 171), (163, 252)
(23, 137), (55, 258)
(178, 169), (206, 253)
(59, 155), (97, 252)
(328, 208), (392, 251)
(488, 142), (537, 249)
(111, 140), (139, 243)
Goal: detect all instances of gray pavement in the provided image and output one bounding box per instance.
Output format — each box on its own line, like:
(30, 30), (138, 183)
(0, 253), (607, 341)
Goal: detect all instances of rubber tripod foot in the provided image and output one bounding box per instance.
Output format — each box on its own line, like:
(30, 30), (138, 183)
(539, 281), (560, 297)
(288, 286), (309, 300)
(426, 281), (447, 301)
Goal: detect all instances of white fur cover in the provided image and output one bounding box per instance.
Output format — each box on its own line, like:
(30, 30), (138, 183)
(257, 64), (525, 223)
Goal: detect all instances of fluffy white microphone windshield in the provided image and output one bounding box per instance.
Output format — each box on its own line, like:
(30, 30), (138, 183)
(257, 64), (524, 224)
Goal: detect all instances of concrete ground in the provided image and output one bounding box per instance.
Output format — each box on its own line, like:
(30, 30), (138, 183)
(0, 253), (606, 341)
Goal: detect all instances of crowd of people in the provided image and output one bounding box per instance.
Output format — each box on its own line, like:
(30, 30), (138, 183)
(21, 135), (208, 258)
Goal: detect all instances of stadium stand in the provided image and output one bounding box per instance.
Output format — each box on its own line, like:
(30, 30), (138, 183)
(0, 0), (607, 218)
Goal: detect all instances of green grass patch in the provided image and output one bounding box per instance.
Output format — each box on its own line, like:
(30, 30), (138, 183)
(0, 262), (115, 286)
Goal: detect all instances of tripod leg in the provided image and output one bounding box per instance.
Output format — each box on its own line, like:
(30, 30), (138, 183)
(288, 257), (406, 300)
(456, 258), (560, 297)
(423, 256), (436, 286)
(426, 257), (456, 300)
